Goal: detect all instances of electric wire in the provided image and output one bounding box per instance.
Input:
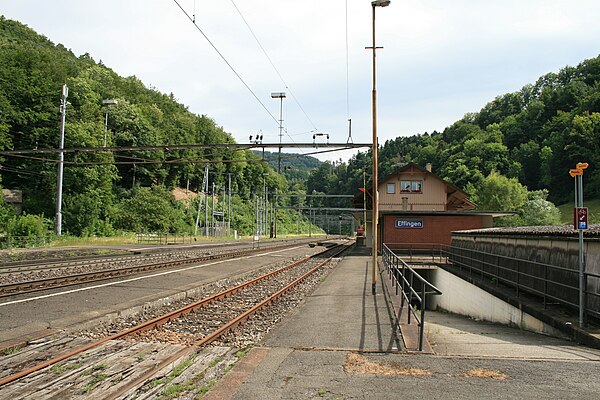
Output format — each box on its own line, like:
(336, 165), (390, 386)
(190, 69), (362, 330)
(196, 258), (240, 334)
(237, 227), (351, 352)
(0, 165), (45, 176)
(345, 0), (350, 121)
(1, 146), (354, 166)
(172, 0), (279, 126)
(228, 0), (318, 134)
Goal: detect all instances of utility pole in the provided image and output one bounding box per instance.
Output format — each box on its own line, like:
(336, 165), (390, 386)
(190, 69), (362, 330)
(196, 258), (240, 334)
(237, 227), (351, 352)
(368, 0), (391, 295)
(195, 166), (208, 236)
(274, 188), (278, 238)
(271, 92), (286, 173)
(228, 173), (232, 237)
(55, 84), (68, 236)
(204, 166), (209, 236)
(211, 182), (215, 237)
(255, 195), (259, 236)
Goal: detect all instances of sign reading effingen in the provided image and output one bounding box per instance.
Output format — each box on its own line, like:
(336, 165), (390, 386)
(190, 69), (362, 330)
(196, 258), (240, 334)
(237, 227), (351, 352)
(395, 219), (423, 229)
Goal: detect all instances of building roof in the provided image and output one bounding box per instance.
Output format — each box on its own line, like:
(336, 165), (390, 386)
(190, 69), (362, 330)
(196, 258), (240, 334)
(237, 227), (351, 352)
(353, 163), (478, 215)
(380, 163), (477, 211)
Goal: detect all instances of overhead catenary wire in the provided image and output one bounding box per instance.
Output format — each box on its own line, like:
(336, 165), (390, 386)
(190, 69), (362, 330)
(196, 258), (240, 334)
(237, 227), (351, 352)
(172, 0), (279, 126)
(2, 146), (360, 166)
(228, 0), (318, 134)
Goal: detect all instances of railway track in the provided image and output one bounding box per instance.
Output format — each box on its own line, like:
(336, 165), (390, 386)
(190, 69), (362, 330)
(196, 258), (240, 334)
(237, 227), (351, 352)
(0, 238), (323, 298)
(0, 241), (351, 396)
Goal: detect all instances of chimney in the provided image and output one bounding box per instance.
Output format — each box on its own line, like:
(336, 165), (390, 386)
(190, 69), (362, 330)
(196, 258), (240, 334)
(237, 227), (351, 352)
(425, 163), (432, 172)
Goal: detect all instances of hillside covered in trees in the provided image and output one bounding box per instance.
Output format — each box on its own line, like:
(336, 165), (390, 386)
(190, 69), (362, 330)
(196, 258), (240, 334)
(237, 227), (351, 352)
(2, 14), (599, 238)
(306, 54), (600, 224)
(0, 17), (320, 237)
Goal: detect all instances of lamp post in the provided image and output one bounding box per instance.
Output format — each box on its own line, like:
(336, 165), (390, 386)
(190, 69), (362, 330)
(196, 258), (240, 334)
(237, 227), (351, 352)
(102, 99), (118, 147)
(271, 92), (286, 173)
(369, 0), (390, 295)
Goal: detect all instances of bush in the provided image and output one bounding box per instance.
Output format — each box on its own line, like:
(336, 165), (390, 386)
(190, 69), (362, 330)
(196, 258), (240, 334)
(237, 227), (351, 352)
(7, 213), (51, 237)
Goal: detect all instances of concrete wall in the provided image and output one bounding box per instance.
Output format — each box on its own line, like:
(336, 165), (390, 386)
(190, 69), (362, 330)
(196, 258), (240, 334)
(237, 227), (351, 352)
(429, 268), (569, 338)
(451, 233), (600, 310)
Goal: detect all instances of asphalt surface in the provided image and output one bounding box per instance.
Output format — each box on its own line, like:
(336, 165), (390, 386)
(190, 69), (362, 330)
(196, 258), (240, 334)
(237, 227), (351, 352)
(207, 246), (600, 400)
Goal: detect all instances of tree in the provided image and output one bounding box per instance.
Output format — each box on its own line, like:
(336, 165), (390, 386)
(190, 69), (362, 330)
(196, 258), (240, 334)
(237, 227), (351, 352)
(115, 186), (186, 233)
(519, 190), (562, 226)
(477, 171), (527, 212)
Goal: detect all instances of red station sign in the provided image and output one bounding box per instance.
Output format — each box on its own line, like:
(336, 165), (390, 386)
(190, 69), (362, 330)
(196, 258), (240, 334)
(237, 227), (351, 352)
(574, 207), (589, 230)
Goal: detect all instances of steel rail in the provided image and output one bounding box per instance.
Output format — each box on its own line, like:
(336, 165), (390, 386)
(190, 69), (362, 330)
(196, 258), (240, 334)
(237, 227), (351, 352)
(104, 242), (351, 400)
(0, 240), (310, 298)
(0, 242), (350, 388)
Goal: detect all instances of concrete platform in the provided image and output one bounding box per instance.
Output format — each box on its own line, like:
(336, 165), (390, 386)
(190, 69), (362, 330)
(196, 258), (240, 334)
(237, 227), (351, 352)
(207, 246), (600, 400)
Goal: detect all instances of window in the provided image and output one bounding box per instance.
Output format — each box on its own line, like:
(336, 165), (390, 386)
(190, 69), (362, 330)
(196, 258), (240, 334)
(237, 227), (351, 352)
(386, 183), (395, 194)
(400, 180), (423, 193)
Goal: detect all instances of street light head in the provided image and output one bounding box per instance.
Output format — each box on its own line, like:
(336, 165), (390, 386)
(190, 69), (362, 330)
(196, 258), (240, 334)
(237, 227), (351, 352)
(102, 99), (118, 105)
(271, 92), (286, 98)
(372, 0), (391, 7)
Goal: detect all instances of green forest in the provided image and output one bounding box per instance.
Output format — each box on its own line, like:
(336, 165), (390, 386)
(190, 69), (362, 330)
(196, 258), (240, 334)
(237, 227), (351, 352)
(1, 16), (599, 241)
(305, 57), (600, 225)
(0, 17), (322, 239)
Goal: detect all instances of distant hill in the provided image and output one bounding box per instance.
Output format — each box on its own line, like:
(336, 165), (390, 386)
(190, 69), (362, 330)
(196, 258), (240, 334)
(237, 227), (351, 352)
(252, 151), (321, 183)
(0, 16), (286, 236)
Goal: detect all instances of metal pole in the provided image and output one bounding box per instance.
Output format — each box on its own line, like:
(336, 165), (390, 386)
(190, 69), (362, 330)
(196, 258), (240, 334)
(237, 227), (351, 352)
(278, 96), (284, 173)
(228, 173), (232, 237)
(211, 182), (215, 237)
(578, 173), (585, 327)
(255, 195), (259, 235)
(55, 84), (68, 236)
(371, 4), (379, 295)
(204, 166), (209, 236)
(195, 166), (207, 236)
(363, 170), (367, 238)
(274, 188), (278, 238)
(104, 107), (109, 147)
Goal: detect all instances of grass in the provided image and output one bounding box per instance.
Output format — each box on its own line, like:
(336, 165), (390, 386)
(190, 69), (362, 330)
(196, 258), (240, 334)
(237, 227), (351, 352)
(208, 356), (222, 368)
(150, 357), (194, 388)
(1, 345), (22, 356)
(50, 361), (83, 375)
(558, 197), (600, 225)
(234, 348), (250, 359)
(161, 382), (196, 399)
(195, 379), (216, 398)
(83, 374), (109, 393)
(53, 234), (138, 247)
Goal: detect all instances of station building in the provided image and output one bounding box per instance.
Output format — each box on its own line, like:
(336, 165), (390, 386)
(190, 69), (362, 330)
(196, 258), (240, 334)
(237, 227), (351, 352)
(354, 163), (507, 249)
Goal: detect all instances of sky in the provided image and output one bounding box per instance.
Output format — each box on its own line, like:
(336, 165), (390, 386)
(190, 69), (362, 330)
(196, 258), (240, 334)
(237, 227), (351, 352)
(2, 0), (600, 162)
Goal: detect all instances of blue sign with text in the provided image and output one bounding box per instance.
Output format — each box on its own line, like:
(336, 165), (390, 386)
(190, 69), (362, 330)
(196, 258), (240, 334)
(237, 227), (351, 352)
(395, 219), (423, 229)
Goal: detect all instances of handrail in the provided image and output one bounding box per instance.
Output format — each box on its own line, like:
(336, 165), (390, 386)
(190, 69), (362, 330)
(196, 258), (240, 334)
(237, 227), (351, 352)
(382, 243), (442, 351)
(386, 242), (599, 326)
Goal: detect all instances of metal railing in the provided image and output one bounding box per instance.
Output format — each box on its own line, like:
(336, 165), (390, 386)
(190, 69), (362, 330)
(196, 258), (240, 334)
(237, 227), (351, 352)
(383, 242), (599, 326)
(585, 272), (600, 321)
(384, 242), (447, 263)
(136, 233), (199, 245)
(0, 235), (53, 249)
(448, 243), (600, 325)
(382, 244), (442, 351)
